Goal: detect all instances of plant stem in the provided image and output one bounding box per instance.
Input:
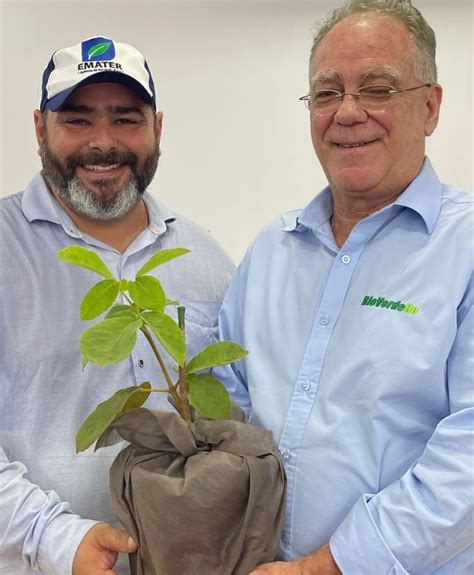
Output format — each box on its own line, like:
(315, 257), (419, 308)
(177, 306), (192, 422)
(121, 288), (191, 421)
(140, 324), (185, 418)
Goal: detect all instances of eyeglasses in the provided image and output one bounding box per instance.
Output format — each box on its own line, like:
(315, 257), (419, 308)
(299, 83), (431, 112)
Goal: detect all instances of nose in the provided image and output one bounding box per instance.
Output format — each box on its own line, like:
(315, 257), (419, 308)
(87, 122), (118, 152)
(333, 94), (368, 125)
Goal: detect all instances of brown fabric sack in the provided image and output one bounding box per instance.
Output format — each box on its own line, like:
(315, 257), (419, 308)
(97, 407), (287, 575)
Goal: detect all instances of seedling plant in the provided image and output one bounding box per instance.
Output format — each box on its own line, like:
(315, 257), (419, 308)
(58, 246), (248, 453)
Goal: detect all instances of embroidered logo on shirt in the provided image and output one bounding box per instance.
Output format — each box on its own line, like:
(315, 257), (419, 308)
(361, 295), (420, 315)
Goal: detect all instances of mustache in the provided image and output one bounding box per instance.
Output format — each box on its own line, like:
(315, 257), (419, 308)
(65, 151), (138, 173)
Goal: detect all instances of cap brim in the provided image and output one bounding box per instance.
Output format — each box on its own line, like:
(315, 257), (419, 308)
(44, 72), (155, 111)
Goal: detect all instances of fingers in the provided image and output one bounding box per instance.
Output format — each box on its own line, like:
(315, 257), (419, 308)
(72, 523), (138, 575)
(94, 523), (138, 553)
(249, 563), (283, 574)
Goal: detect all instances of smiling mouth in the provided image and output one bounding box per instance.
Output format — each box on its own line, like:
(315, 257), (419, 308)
(83, 164), (122, 172)
(336, 139), (378, 149)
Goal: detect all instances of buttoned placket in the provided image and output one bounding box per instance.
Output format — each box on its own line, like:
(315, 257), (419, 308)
(279, 208), (400, 547)
(76, 223), (168, 390)
(120, 228), (168, 389)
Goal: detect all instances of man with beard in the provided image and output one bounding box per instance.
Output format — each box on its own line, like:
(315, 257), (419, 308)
(0, 37), (235, 575)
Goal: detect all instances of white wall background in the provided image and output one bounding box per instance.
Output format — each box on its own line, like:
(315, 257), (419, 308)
(1, 0), (472, 263)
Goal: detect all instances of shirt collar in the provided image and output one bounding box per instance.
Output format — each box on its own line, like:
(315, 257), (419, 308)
(284, 157), (442, 235)
(392, 157), (442, 234)
(22, 172), (64, 225)
(282, 186), (333, 233)
(143, 192), (176, 236)
(22, 172), (176, 237)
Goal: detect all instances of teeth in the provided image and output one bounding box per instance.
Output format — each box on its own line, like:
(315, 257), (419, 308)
(340, 143), (367, 148)
(84, 164), (120, 172)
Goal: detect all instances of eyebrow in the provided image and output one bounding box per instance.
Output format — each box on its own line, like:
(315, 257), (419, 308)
(58, 104), (146, 117)
(310, 70), (342, 87)
(310, 65), (402, 89)
(360, 66), (402, 84)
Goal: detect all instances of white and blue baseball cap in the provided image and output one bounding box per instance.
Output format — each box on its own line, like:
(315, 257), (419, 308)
(40, 36), (157, 111)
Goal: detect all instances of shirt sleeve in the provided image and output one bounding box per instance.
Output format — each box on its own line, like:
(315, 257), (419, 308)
(330, 281), (474, 574)
(214, 254), (252, 416)
(0, 448), (99, 574)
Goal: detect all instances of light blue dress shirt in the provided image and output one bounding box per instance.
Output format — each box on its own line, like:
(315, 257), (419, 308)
(217, 159), (474, 574)
(0, 173), (235, 575)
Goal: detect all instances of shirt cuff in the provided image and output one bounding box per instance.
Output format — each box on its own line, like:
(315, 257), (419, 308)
(37, 513), (99, 575)
(329, 493), (409, 575)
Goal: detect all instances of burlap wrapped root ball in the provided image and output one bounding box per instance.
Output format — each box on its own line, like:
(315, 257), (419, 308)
(97, 407), (287, 575)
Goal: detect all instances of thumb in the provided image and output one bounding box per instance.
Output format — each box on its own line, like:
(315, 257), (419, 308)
(95, 524), (138, 553)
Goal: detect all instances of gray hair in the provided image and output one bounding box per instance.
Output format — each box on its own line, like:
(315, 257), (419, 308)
(310, 0), (437, 83)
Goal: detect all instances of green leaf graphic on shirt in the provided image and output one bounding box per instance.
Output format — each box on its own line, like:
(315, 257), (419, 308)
(88, 42), (111, 59)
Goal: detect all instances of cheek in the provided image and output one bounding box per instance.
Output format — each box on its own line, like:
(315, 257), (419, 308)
(48, 132), (86, 159)
(124, 132), (157, 156)
(310, 115), (331, 150)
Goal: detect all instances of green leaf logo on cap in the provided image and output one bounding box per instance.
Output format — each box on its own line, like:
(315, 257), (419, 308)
(81, 37), (116, 62)
(88, 41), (112, 60)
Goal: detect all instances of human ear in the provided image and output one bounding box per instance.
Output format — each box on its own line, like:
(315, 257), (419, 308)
(154, 111), (163, 142)
(424, 83), (443, 137)
(33, 110), (47, 147)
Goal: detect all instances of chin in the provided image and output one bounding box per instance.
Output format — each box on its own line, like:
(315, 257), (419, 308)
(330, 166), (385, 195)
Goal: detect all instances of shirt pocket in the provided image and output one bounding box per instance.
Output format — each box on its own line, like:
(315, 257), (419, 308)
(173, 300), (222, 361)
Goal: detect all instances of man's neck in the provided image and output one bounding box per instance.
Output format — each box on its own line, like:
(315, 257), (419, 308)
(50, 190), (149, 253)
(331, 190), (401, 248)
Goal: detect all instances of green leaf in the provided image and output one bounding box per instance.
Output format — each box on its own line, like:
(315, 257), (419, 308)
(76, 382), (151, 452)
(80, 279), (119, 320)
(128, 276), (166, 312)
(80, 316), (142, 366)
(136, 248), (190, 277)
(105, 304), (134, 319)
(119, 279), (129, 292)
(186, 341), (248, 374)
(58, 246), (114, 280)
(142, 311), (186, 366)
(187, 373), (232, 420)
(87, 41), (111, 59)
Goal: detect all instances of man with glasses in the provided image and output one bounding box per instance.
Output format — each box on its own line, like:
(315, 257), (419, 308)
(217, 1), (473, 573)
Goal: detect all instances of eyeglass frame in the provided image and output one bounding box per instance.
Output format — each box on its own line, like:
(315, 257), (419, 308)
(299, 83), (432, 111)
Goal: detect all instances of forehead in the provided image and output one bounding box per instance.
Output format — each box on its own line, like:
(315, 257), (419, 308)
(311, 14), (415, 82)
(62, 82), (151, 111)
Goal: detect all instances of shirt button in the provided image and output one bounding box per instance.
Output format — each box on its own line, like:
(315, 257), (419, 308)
(341, 254), (351, 264)
(281, 450), (290, 463)
(138, 359), (145, 367)
(301, 380), (311, 392)
(319, 315), (329, 327)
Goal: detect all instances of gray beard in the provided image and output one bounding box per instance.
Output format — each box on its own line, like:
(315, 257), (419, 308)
(59, 174), (142, 221)
(39, 138), (160, 222)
